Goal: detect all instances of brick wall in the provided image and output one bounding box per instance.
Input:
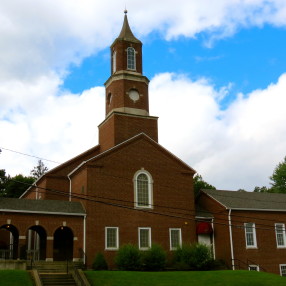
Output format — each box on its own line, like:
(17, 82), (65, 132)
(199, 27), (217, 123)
(71, 135), (196, 268)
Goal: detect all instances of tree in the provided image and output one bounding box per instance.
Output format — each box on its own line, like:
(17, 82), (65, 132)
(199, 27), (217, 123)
(194, 174), (216, 196)
(0, 169), (9, 197)
(253, 186), (270, 193)
(5, 174), (35, 198)
(270, 156), (286, 193)
(30, 160), (48, 179)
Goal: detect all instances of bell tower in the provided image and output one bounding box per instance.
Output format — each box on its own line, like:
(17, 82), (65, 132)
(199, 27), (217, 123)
(98, 11), (158, 152)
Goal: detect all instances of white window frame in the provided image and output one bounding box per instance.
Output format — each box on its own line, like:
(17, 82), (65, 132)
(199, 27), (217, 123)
(127, 47), (136, 70)
(169, 228), (182, 250)
(138, 227), (151, 250)
(275, 223), (286, 248)
(105, 227), (119, 250)
(134, 170), (153, 209)
(244, 222), (257, 248)
(280, 264), (286, 276)
(248, 265), (259, 271)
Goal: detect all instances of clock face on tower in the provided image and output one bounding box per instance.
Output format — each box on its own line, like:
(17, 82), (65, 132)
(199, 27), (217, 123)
(128, 89), (140, 102)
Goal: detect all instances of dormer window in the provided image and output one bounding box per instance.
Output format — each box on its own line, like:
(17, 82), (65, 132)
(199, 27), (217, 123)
(127, 47), (136, 70)
(112, 51), (116, 73)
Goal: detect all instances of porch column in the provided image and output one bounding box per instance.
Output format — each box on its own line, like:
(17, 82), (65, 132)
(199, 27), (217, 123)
(46, 236), (54, 261)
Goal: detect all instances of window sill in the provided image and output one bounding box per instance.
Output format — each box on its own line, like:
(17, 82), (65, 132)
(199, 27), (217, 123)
(135, 206), (153, 210)
(105, 248), (118, 251)
(246, 246), (258, 249)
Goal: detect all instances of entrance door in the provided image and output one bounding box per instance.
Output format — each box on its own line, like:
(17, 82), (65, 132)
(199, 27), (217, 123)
(53, 227), (73, 261)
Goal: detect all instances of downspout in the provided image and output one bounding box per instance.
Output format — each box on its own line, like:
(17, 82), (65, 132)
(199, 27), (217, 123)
(83, 215), (86, 265)
(211, 218), (216, 259)
(68, 175), (72, 202)
(228, 209), (235, 270)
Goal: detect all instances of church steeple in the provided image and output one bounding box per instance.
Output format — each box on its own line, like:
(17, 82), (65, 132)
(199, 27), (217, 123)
(116, 10), (141, 43)
(104, 11), (147, 116)
(98, 12), (158, 152)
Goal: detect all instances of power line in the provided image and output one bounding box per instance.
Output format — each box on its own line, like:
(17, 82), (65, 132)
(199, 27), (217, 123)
(0, 147), (61, 164)
(1, 176), (284, 232)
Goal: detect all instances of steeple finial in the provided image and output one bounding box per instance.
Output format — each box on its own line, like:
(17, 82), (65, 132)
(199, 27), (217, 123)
(116, 10), (141, 43)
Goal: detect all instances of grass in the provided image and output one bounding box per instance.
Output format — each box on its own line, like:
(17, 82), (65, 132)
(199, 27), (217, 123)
(85, 270), (286, 286)
(0, 270), (33, 286)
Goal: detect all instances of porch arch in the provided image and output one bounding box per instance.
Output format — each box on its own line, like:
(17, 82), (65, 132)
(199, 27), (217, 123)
(53, 226), (73, 261)
(26, 225), (47, 261)
(0, 224), (19, 259)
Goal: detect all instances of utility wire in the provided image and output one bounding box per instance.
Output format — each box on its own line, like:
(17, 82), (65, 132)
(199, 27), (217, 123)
(1, 176), (284, 232)
(0, 147), (61, 164)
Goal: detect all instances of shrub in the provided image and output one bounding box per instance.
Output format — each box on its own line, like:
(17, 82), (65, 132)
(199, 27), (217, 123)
(92, 253), (108, 270)
(142, 244), (167, 271)
(115, 244), (142, 270)
(173, 243), (213, 270)
(188, 243), (213, 270)
(172, 244), (193, 270)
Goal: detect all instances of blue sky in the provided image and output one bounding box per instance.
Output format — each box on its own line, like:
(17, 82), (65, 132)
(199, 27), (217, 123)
(1, 1), (286, 191)
(64, 24), (286, 107)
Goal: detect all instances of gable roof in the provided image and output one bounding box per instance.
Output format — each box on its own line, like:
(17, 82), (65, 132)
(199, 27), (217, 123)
(202, 189), (286, 211)
(69, 133), (196, 177)
(0, 197), (85, 216)
(21, 144), (101, 198)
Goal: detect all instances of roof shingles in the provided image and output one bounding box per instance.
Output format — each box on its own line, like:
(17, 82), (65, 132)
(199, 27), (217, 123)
(202, 189), (286, 211)
(0, 198), (85, 215)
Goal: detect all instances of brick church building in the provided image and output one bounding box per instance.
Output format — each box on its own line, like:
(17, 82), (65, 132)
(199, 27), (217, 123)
(0, 12), (197, 268)
(1, 12), (286, 276)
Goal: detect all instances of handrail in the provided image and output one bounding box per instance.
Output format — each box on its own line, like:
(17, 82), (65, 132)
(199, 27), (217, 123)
(79, 248), (87, 268)
(0, 249), (13, 260)
(246, 258), (267, 272)
(71, 268), (91, 286)
(232, 258), (266, 272)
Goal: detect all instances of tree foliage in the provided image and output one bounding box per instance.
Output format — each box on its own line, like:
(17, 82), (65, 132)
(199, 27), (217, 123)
(0, 170), (35, 198)
(194, 174), (216, 196)
(253, 156), (286, 194)
(270, 156), (286, 193)
(5, 174), (35, 198)
(30, 160), (48, 179)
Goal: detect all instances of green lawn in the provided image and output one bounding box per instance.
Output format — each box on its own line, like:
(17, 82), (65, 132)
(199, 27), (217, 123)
(85, 270), (285, 286)
(0, 270), (33, 286)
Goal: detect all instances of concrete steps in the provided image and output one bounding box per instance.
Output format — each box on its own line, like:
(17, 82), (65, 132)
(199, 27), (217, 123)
(40, 273), (77, 286)
(33, 261), (83, 286)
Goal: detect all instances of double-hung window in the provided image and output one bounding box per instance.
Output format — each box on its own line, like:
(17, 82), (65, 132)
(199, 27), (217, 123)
(249, 265), (259, 271)
(134, 170), (153, 208)
(127, 47), (136, 70)
(105, 227), (119, 250)
(280, 264), (286, 276)
(138, 227), (151, 250)
(275, 223), (286, 248)
(244, 223), (257, 248)
(169, 228), (182, 250)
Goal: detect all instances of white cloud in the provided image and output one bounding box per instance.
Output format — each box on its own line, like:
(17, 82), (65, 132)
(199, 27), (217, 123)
(1, 0), (286, 191)
(1, 0), (286, 83)
(150, 72), (286, 191)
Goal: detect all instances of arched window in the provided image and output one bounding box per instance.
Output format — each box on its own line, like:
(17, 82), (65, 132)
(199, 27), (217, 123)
(127, 47), (136, 70)
(134, 170), (153, 208)
(112, 51), (116, 73)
